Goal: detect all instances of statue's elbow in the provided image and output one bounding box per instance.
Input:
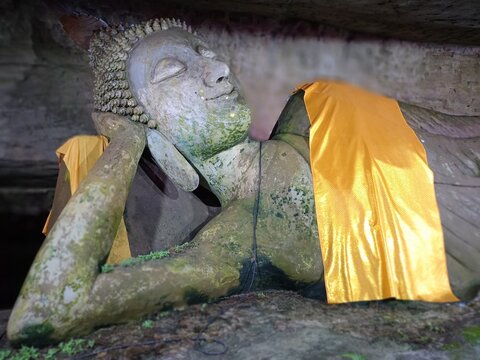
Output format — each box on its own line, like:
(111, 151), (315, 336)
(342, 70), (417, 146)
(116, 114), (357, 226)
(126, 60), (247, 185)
(7, 309), (57, 347)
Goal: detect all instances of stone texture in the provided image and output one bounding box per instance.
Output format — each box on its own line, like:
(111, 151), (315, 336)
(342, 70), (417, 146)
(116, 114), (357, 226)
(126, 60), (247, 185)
(7, 113), (146, 344)
(1, 0), (479, 333)
(0, 0), (95, 226)
(47, 0), (480, 45)
(0, 0), (95, 181)
(401, 103), (480, 300)
(2, 292), (480, 359)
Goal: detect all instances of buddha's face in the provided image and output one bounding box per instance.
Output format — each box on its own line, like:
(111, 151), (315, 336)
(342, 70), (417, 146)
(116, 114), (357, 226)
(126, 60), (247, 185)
(128, 28), (251, 160)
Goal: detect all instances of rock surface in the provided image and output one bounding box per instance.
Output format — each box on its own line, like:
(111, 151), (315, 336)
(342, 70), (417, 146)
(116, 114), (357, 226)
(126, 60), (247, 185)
(0, 0), (480, 359)
(46, 0), (480, 45)
(1, 291), (479, 359)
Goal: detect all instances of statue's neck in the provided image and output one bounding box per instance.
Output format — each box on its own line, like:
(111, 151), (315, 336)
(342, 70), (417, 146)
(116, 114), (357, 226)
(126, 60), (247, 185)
(192, 139), (260, 206)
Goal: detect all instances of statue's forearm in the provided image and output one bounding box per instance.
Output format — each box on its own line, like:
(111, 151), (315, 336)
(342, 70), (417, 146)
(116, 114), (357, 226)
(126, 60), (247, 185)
(9, 213), (248, 344)
(7, 113), (146, 346)
(86, 246), (243, 328)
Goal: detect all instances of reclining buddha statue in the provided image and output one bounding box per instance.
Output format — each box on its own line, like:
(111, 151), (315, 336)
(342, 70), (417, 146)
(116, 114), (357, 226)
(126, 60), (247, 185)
(7, 18), (479, 346)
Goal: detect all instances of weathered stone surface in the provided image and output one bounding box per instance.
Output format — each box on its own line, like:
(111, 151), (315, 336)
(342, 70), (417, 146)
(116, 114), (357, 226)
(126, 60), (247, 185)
(2, 292), (480, 359)
(0, 2), (220, 308)
(1, 0), (479, 349)
(401, 103), (480, 300)
(46, 0), (480, 45)
(9, 88), (479, 346)
(7, 113), (146, 345)
(0, 0), (95, 179)
(0, 0), (95, 253)
(146, 129), (200, 192)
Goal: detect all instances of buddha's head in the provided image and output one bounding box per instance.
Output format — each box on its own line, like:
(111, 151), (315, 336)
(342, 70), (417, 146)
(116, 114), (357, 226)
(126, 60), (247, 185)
(89, 19), (251, 161)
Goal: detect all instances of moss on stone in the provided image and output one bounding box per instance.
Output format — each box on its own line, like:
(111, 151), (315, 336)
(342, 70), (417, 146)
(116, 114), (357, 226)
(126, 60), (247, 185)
(173, 242), (197, 254)
(442, 342), (462, 351)
(222, 239), (241, 253)
(176, 107), (251, 161)
(12, 322), (55, 348)
(462, 325), (480, 344)
(100, 250), (171, 273)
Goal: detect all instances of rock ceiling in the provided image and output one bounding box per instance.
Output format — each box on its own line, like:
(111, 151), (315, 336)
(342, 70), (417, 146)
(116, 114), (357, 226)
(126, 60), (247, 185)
(49, 0), (480, 45)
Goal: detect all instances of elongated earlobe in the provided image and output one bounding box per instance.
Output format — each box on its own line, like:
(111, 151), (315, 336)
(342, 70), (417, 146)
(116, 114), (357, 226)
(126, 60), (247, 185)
(146, 128), (199, 192)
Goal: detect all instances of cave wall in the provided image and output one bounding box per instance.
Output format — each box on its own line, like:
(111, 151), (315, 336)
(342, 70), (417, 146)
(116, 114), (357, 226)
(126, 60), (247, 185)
(0, 0), (95, 209)
(43, 0), (480, 45)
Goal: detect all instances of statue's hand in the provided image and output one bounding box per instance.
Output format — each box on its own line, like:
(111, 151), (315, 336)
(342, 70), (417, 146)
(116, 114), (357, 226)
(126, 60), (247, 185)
(92, 112), (143, 140)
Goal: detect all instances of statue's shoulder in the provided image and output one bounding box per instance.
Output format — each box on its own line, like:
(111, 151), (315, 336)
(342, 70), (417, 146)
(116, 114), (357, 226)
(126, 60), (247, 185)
(272, 90), (310, 163)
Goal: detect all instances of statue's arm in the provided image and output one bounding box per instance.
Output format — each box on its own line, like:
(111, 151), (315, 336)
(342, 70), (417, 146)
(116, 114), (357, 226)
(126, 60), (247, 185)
(7, 113), (146, 346)
(8, 171), (253, 345)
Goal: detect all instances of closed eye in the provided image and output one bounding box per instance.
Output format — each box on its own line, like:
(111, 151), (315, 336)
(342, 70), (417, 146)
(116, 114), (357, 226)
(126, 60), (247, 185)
(151, 58), (186, 83)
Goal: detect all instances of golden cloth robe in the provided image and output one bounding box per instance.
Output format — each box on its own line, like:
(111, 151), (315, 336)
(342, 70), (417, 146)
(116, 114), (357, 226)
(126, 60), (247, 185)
(302, 81), (458, 303)
(42, 135), (131, 264)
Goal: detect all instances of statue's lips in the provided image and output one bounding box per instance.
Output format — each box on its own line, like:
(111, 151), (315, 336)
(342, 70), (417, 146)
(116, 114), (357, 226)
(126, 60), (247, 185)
(205, 88), (237, 101)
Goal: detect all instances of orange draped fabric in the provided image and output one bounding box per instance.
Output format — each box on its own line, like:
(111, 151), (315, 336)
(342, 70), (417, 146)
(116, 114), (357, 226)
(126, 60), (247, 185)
(42, 135), (131, 264)
(303, 81), (458, 303)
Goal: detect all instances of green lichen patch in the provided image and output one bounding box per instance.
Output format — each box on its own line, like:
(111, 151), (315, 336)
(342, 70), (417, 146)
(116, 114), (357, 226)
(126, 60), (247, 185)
(100, 250), (171, 273)
(101, 242), (201, 273)
(119, 250), (170, 266)
(44, 348), (58, 360)
(462, 325), (480, 344)
(12, 323), (55, 348)
(341, 353), (366, 360)
(442, 342), (462, 351)
(173, 242), (197, 254)
(222, 239), (241, 253)
(100, 263), (115, 273)
(176, 106), (251, 161)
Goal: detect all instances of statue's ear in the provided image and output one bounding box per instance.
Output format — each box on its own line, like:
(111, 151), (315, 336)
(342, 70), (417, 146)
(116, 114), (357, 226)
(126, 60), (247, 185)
(146, 128), (199, 192)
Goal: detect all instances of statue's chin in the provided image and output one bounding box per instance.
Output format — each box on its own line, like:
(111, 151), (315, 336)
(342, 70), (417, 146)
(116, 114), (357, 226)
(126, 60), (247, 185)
(179, 110), (250, 160)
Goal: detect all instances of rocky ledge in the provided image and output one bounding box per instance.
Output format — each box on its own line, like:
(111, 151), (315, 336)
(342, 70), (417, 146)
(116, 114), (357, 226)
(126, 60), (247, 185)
(1, 290), (479, 359)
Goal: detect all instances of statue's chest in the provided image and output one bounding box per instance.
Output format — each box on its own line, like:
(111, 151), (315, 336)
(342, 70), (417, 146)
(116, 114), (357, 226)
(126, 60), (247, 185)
(256, 141), (318, 240)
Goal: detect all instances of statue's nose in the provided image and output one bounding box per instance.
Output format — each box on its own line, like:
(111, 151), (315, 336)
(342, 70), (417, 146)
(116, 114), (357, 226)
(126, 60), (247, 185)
(203, 60), (230, 87)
